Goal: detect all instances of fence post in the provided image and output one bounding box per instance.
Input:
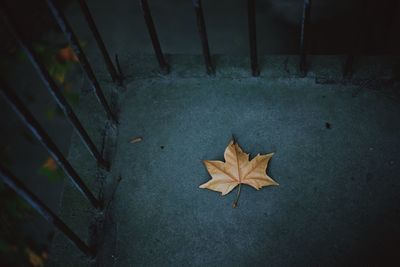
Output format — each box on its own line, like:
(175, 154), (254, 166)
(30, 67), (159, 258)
(0, 163), (94, 257)
(0, 80), (101, 209)
(45, 0), (117, 123)
(78, 0), (121, 83)
(139, 0), (170, 74)
(247, 0), (260, 76)
(192, 0), (215, 75)
(299, 0), (311, 77)
(0, 6), (110, 170)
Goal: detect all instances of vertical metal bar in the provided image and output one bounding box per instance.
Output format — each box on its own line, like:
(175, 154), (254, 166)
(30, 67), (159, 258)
(381, 0), (399, 53)
(78, 0), (121, 82)
(0, 80), (101, 209)
(0, 7), (109, 170)
(45, 0), (117, 123)
(139, 0), (170, 74)
(343, 0), (369, 78)
(343, 55), (354, 79)
(299, 0), (311, 77)
(115, 54), (124, 80)
(192, 0), (215, 75)
(0, 163), (94, 257)
(247, 0), (260, 76)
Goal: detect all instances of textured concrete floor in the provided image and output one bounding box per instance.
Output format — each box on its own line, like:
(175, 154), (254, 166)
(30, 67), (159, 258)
(48, 56), (400, 266)
(107, 57), (400, 266)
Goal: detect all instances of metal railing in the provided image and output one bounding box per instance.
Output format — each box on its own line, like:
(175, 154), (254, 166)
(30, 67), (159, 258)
(0, 0), (120, 258)
(0, 0), (396, 259)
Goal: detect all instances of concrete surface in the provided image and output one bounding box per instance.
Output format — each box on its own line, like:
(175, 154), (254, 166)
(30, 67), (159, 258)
(110, 57), (400, 266)
(49, 55), (400, 266)
(46, 71), (120, 266)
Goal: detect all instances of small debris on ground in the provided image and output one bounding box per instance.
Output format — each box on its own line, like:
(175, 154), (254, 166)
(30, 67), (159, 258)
(325, 122), (331, 129)
(129, 136), (143, 143)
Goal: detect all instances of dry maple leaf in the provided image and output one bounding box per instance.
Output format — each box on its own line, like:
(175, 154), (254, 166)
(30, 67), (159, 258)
(200, 139), (278, 207)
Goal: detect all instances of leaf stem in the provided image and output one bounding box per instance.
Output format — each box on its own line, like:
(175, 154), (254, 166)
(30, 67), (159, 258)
(232, 183), (242, 208)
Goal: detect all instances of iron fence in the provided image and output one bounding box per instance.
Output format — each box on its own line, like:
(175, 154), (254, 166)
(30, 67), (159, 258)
(0, 0), (397, 258)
